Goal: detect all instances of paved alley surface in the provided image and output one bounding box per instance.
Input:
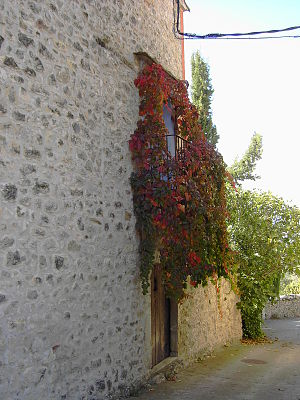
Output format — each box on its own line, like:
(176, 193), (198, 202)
(132, 319), (300, 400)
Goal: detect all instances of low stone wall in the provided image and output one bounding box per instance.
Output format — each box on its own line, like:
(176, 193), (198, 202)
(264, 295), (300, 319)
(178, 279), (242, 361)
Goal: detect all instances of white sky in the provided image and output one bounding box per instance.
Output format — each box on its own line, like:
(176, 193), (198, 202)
(183, 0), (300, 207)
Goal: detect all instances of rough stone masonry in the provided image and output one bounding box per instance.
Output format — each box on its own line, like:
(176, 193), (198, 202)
(265, 295), (300, 319)
(0, 1), (241, 399)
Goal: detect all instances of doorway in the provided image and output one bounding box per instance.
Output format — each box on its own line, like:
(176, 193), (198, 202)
(151, 265), (178, 366)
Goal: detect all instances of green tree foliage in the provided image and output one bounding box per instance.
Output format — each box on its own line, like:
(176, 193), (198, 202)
(228, 133), (263, 184)
(280, 279), (300, 295)
(191, 51), (219, 147)
(189, 53), (300, 339)
(227, 189), (300, 338)
(280, 272), (300, 295)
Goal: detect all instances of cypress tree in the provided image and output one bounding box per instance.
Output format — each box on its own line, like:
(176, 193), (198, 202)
(191, 50), (219, 147)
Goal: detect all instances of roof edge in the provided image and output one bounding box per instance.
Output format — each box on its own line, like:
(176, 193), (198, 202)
(180, 0), (190, 12)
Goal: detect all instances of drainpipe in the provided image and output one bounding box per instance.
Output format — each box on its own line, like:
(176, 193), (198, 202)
(179, 1), (190, 80)
(180, 8), (185, 80)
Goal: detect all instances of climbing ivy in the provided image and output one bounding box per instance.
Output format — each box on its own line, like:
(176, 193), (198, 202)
(129, 64), (231, 301)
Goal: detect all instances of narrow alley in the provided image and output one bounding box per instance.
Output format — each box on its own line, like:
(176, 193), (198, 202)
(132, 319), (300, 400)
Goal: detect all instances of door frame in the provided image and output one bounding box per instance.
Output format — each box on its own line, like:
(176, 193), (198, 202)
(151, 265), (178, 367)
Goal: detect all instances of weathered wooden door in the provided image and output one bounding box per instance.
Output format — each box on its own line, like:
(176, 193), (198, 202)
(151, 265), (170, 366)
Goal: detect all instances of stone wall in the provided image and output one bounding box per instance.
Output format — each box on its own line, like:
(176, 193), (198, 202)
(264, 295), (300, 319)
(0, 1), (182, 399)
(0, 1), (242, 399)
(178, 279), (242, 361)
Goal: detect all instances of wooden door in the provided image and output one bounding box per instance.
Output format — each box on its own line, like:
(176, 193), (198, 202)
(151, 265), (170, 366)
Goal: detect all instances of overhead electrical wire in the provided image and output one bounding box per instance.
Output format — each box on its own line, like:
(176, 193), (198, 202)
(174, 0), (300, 40)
